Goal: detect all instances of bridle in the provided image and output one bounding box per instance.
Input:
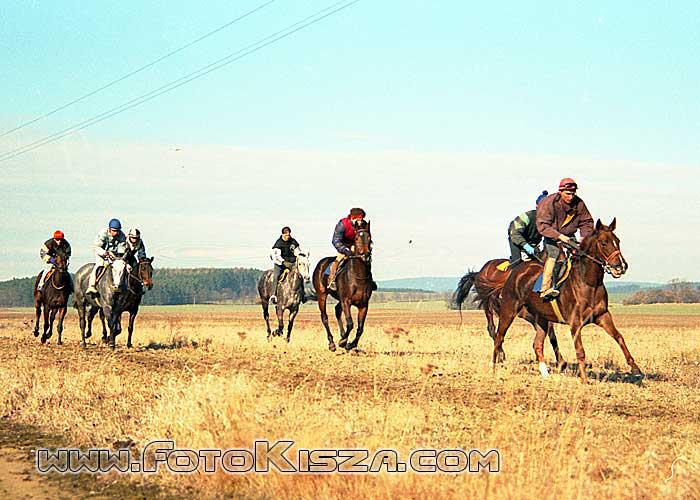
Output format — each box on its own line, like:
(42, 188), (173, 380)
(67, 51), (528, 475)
(566, 237), (624, 275)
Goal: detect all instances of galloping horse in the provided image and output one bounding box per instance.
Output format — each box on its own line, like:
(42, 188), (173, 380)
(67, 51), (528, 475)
(453, 256), (566, 373)
(33, 253), (73, 345)
(312, 224), (373, 351)
(73, 253), (132, 349)
(486, 219), (642, 383)
(93, 257), (155, 348)
(257, 252), (310, 343)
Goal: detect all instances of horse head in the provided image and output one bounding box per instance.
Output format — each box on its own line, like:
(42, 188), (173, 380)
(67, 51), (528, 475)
(353, 221), (372, 259)
(583, 218), (628, 278)
(110, 256), (129, 291)
(295, 252), (311, 283)
(137, 257), (155, 290)
(54, 253), (69, 272)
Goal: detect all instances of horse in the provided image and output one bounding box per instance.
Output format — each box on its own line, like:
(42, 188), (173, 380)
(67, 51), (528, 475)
(312, 224), (373, 351)
(33, 253), (73, 345)
(453, 256), (567, 374)
(93, 257), (155, 348)
(257, 252), (310, 343)
(73, 253), (131, 349)
(487, 219), (642, 383)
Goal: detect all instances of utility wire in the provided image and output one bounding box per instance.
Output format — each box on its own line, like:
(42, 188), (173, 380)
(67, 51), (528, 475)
(0, 0), (359, 164)
(0, 0), (276, 139)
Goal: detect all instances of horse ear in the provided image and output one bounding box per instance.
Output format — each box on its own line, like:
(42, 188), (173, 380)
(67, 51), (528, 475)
(595, 219), (603, 231)
(609, 218), (616, 231)
(367, 221), (371, 233)
(149, 256), (155, 263)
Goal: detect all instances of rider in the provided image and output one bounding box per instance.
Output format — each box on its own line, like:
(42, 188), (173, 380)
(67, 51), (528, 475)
(536, 178), (594, 300)
(327, 207), (377, 291)
(126, 228), (148, 294)
(37, 230), (72, 292)
(86, 218), (127, 296)
(506, 190), (549, 265)
(269, 226), (305, 304)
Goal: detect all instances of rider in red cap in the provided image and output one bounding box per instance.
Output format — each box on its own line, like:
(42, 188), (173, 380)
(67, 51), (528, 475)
(535, 178), (594, 299)
(37, 230), (72, 292)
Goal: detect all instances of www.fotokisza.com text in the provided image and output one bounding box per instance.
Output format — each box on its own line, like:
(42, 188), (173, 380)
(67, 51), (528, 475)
(36, 440), (500, 475)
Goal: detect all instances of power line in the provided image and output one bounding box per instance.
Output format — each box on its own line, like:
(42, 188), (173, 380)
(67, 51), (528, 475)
(0, 0), (276, 139)
(0, 0), (359, 164)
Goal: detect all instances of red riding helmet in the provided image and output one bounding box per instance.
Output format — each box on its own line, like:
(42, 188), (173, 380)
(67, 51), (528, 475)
(558, 178), (578, 191)
(53, 230), (65, 239)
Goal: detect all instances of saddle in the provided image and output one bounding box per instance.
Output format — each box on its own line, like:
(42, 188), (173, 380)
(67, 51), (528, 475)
(323, 258), (347, 277)
(95, 265), (108, 285)
(532, 257), (573, 293)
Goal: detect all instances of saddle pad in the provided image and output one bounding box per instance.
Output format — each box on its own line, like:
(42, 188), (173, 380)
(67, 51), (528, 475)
(323, 259), (347, 276)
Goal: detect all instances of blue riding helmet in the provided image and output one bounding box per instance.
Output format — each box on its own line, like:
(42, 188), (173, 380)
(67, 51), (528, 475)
(108, 218), (122, 230)
(536, 190), (549, 206)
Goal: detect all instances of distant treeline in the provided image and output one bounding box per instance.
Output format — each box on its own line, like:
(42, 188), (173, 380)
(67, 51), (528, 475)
(0, 268), (455, 307)
(623, 280), (700, 305)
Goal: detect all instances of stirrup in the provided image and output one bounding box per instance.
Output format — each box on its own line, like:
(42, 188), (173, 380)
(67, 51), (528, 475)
(270, 295), (278, 304)
(540, 288), (560, 300)
(328, 281), (337, 291)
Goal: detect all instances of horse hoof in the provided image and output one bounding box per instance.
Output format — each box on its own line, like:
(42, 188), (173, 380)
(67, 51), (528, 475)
(286, 337), (291, 343)
(84, 332), (92, 339)
(345, 343), (357, 351)
(495, 351), (506, 363)
(33, 330), (39, 337)
(127, 343), (132, 348)
(539, 362), (550, 378)
(57, 341), (63, 346)
(40, 336), (47, 344)
(630, 367), (644, 378)
(338, 339), (347, 348)
(329, 343), (336, 352)
(558, 361), (568, 373)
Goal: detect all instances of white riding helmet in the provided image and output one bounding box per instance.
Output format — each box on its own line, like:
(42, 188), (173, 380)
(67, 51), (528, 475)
(128, 228), (141, 239)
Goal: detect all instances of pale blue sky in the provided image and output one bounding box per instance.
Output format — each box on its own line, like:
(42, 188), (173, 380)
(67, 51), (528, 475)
(1, 1), (698, 282)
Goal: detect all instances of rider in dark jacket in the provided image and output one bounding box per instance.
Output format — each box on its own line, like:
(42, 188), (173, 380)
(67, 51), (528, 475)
(328, 208), (377, 291)
(507, 190), (548, 265)
(37, 230), (72, 291)
(270, 227), (305, 304)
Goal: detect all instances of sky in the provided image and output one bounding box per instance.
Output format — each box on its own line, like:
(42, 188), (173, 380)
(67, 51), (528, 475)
(1, 1), (698, 283)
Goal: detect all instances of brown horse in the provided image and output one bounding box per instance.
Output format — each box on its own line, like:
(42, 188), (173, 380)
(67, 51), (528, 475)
(312, 224), (373, 351)
(488, 219), (642, 383)
(454, 257), (566, 374)
(33, 253), (73, 345)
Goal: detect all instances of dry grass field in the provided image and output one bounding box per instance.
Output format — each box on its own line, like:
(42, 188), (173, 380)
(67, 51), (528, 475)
(0, 302), (698, 499)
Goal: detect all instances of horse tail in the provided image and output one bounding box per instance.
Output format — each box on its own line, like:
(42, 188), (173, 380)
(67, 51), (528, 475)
(453, 271), (479, 327)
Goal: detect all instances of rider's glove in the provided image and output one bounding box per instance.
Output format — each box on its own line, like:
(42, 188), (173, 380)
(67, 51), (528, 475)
(522, 243), (535, 255)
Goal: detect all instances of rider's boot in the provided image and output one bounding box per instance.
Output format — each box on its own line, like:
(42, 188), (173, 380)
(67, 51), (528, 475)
(540, 257), (560, 300)
(327, 261), (339, 291)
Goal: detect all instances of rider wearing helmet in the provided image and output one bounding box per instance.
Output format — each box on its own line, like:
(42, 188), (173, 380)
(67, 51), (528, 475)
(327, 208), (377, 291)
(86, 218), (127, 295)
(269, 226), (304, 304)
(126, 228), (148, 262)
(37, 230), (72, 292)
(536, 178), (594, 299)
(506, 190), (548, 265)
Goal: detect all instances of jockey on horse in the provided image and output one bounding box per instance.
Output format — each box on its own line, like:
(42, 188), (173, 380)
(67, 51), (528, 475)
(37, 230), (72, 292)
(536, 178), (594, 300)
(327, 207), (377, 292)
(503, 190), (549, 268)
(270, 226), (306, 304)
(126, 228), (150, 295)
(86, 218), (127, 296)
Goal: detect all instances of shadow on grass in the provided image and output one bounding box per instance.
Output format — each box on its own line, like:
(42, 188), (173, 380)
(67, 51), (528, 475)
(141, 336), (211, 351)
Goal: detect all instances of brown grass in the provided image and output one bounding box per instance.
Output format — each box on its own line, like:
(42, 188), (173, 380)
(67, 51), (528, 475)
(1, 304), (699, 499)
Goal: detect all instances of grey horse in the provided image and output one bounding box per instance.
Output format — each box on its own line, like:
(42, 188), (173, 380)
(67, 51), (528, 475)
(257, 252), (311, 342)
(73, 255), (130, 349)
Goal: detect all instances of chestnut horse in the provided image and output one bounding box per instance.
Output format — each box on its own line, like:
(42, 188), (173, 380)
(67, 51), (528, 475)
(33, 253), (73, 344)
(486, 219), (642, 383)
(312, 224), (373, 351)
(454, 257), (566, 374)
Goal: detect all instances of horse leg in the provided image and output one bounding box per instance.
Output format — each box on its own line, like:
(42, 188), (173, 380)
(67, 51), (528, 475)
(340, 300), (354, 350)
(56, 307), (67, 345)
(274, 305), (284, 337)
(347, 305), (368, 350)
(595, 311), (642, 376)
(261, 300), (272, 339)
(532, 317), (550, 377)
(486, 299), (505, 362)
(547, 322), (567, 372)
(334, 302), (344, 337)
(77, 303), (88, 348)
(104, 307), (116, 349)
(569, 320), (588, 384)
(127, 311), (136, 348)
(86, 307), (98, 339)
(286, 307), (299, 343)
(318, 292), (336, 351)
(33, 301), (42, 337)
(40, 304), (51, 344)
(492, 301), (518, 366)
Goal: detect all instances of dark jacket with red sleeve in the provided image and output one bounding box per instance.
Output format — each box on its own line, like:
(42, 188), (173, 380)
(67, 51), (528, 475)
(536, 193), (594, 240)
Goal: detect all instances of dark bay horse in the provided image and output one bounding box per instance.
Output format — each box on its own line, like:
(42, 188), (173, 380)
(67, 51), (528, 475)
(33, 253), (73, 345)
(487, 219), (642, 383)
(312, 225), (373, 351)
(257, 252), (310, 342)
(94, 257), (155, 348)
(453, 257), (566, 375)
(73, 254), (131, 349)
